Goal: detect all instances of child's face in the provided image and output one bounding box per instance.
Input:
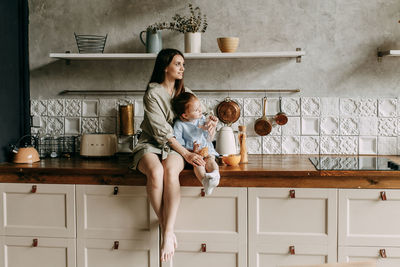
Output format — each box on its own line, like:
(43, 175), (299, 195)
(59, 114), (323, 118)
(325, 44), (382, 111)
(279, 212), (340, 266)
(182, 98), (202, 121)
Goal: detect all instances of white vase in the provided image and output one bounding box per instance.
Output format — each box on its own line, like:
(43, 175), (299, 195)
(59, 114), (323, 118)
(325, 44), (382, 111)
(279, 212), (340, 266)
(184, 32), (201, 53)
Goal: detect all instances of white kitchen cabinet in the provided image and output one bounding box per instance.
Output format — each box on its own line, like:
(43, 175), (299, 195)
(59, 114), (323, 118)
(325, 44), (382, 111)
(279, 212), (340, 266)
(77, 238), (156, 267)
(0, 183), (75, 238)
(338, 189), (400, 247)
(248, 188), (338, 267)
(1, 236), (76, 267)
(76, 185), (158, 240)
(339, 246), (400, 267)
(162, 187), (247, 267)
(76, 185), (159, 267)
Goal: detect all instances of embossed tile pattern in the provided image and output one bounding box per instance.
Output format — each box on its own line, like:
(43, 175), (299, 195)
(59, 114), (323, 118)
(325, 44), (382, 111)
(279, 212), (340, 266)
(320, 117), (339, 135)
(282, 136), (300, 154)
(47, 99), (64, 116)
(378, 98), (397, 117)
(340, 117), (359, 135)
(301, 97), (320, 116)
(301, 136), (319, 154)
(65, 99), (81, 117)
(378, 118), (397, 136)
(262, 136), (281, 154)
(30, 96), (400, 156)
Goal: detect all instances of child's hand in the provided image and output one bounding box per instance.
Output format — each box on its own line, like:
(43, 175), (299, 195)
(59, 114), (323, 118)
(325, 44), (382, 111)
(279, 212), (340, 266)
(205, 115), (218, 140)
(193, 141), (200, 154)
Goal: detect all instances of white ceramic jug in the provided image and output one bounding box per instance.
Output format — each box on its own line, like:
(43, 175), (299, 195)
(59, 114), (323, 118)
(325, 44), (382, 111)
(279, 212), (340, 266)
(216, 126), (237, 155)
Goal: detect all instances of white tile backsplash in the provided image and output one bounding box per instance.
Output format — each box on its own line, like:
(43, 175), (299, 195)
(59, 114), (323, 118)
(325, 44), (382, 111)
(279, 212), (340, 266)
(30, 96), (400, 156)
(378, 98), (397, 117)
(82, 100), (99, 117)
(262, 136), (281, 154)
(282, 136), (300, 154)
(301, 117), (319, 135)
(301, 97), (320, 117)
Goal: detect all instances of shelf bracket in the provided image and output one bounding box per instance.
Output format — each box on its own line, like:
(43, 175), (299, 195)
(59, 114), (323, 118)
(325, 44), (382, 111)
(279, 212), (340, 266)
(377, 48), (383, 63)
(296, 48), (302, 63)
(65, 51), (71, 65)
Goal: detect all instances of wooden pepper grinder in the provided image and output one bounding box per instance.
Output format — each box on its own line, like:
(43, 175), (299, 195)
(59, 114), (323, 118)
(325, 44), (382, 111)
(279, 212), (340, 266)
(238, 125), (248, 164)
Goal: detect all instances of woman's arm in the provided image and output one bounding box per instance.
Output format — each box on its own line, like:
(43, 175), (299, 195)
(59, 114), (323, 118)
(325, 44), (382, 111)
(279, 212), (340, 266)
(168, 137), (206, 167)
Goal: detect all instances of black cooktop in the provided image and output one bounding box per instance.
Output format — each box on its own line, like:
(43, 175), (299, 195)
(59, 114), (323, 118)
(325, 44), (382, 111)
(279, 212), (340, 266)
(309, 156), (400, 171)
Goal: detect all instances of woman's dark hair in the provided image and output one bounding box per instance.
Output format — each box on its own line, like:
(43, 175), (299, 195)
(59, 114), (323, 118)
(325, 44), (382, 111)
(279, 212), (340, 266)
(148, 48), (185, 96)
(171, 92), (197, 118)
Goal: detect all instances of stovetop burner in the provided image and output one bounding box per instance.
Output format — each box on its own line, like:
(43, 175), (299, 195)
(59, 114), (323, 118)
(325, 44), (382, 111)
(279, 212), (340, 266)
(309, 156), (400, 171)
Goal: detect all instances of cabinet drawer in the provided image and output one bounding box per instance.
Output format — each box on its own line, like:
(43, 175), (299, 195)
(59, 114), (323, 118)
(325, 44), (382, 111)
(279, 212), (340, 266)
(339, 189), (400, 246)
(250, 243), (329, 267)
(1, 236), (76, 267)
(339, 246), (400, 267)
(161, 239), (244, 267)
(0, 183), (75, 238)
(248, 188), (337, 244)
(175, 187), (247, 242)
(76, 185), (158, 240)
(77, 238), (158, 267)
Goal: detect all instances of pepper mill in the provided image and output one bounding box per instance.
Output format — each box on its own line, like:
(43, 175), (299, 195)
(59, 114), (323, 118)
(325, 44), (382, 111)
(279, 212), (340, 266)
(238, 125), (248, 164)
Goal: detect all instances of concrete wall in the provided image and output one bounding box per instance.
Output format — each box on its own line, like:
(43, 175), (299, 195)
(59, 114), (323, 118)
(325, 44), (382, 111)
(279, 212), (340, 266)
(29, 0), (400, 99)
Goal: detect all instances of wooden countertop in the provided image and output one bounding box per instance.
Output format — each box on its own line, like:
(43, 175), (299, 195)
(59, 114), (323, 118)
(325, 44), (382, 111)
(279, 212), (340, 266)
(0, 155), (400, 188)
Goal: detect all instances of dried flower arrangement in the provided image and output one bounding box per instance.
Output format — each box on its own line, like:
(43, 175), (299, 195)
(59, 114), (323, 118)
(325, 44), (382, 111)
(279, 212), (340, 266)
(170, 4), (208, 33)
(146, 22), (173, 34)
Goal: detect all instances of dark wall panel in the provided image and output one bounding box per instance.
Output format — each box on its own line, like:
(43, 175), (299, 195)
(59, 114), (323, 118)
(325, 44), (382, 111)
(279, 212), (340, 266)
(0, 0), (29, 162)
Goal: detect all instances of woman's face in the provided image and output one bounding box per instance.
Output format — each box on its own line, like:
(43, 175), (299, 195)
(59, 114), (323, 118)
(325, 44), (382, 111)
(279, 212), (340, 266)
(165, 55), (185, 80)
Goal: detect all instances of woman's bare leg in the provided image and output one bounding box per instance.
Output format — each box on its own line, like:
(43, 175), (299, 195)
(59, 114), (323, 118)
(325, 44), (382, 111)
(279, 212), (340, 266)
(160, 153), (184, 262)
(137, 153), (164, 228)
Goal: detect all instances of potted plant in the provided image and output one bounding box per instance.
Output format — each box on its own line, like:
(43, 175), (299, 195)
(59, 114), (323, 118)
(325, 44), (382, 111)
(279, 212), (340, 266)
(170, 4), (208, 53)
(140, 22), (172, 53)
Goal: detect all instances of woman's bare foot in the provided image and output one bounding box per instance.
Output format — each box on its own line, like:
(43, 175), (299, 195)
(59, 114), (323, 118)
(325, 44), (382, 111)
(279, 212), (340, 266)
(161, 231), (175, 262)
(173, 232), (178, 249)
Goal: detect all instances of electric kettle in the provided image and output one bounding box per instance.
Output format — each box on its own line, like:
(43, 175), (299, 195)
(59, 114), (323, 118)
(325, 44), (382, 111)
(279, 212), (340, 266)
(216, 126), (237, 155)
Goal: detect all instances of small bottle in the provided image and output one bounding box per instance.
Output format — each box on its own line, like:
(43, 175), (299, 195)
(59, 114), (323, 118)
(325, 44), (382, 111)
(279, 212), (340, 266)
(238, 125), (248, 164)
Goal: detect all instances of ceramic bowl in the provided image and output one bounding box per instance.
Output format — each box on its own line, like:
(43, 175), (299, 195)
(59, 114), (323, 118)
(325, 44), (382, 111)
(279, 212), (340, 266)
(222, 154), (241, 166)
(217, 37), (239, 53)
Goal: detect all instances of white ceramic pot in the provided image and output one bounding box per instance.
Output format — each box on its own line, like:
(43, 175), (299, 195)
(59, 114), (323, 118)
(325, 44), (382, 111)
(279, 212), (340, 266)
(216, 126), (237, 155)
(184, 32), (201, 53)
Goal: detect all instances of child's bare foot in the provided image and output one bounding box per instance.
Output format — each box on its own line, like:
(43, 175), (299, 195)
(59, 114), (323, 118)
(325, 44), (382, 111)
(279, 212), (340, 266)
(161, 231), (175, 262)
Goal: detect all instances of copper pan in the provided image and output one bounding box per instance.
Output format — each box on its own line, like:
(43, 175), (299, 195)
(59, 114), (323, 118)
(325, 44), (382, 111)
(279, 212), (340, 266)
(254, 97), (272, 136)
(216, 97), (241, 125)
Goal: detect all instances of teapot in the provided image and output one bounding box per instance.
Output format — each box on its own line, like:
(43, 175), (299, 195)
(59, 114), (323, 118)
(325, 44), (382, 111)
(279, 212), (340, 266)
(215, 126), (238, 155)
(10, 135), (40, 164)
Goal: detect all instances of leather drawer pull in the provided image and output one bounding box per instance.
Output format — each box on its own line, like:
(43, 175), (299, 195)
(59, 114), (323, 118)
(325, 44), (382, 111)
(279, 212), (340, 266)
(289, 246), (295, 255)
(32, 238), (38, 247)
(380, 191), (387, 201)
(113, 186), (119, 195)
(289, 190), (295, 199)
(114, 241), (119, 250)
(380, 249), (387, 258)
(200, 189), (205, 197)
(201, 243), (206, 252)
(31, 185), (37, 193)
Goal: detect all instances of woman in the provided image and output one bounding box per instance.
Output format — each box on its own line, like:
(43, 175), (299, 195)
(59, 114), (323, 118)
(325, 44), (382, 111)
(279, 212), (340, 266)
(132, 48), (217, 262)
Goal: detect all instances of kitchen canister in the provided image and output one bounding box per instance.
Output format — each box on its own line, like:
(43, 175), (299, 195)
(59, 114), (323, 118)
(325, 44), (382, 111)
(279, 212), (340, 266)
(119, 104), (134, 135)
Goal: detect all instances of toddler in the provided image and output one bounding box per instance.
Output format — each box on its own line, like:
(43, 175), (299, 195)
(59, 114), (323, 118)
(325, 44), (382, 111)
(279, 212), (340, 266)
(172, 92), (220, 195)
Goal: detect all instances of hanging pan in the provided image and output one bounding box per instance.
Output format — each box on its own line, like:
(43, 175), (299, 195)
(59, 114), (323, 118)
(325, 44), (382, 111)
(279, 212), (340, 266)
(254, 97), (272, 136)
(216, 97), (241, 125)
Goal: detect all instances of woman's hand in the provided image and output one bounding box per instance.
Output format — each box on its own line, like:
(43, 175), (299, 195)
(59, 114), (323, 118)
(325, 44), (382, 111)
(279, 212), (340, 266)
(184, 151), (206, 167)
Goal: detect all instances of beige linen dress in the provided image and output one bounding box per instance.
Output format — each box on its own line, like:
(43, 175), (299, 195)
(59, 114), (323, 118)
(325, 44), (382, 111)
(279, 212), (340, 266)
(131, 82), (195, 170)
